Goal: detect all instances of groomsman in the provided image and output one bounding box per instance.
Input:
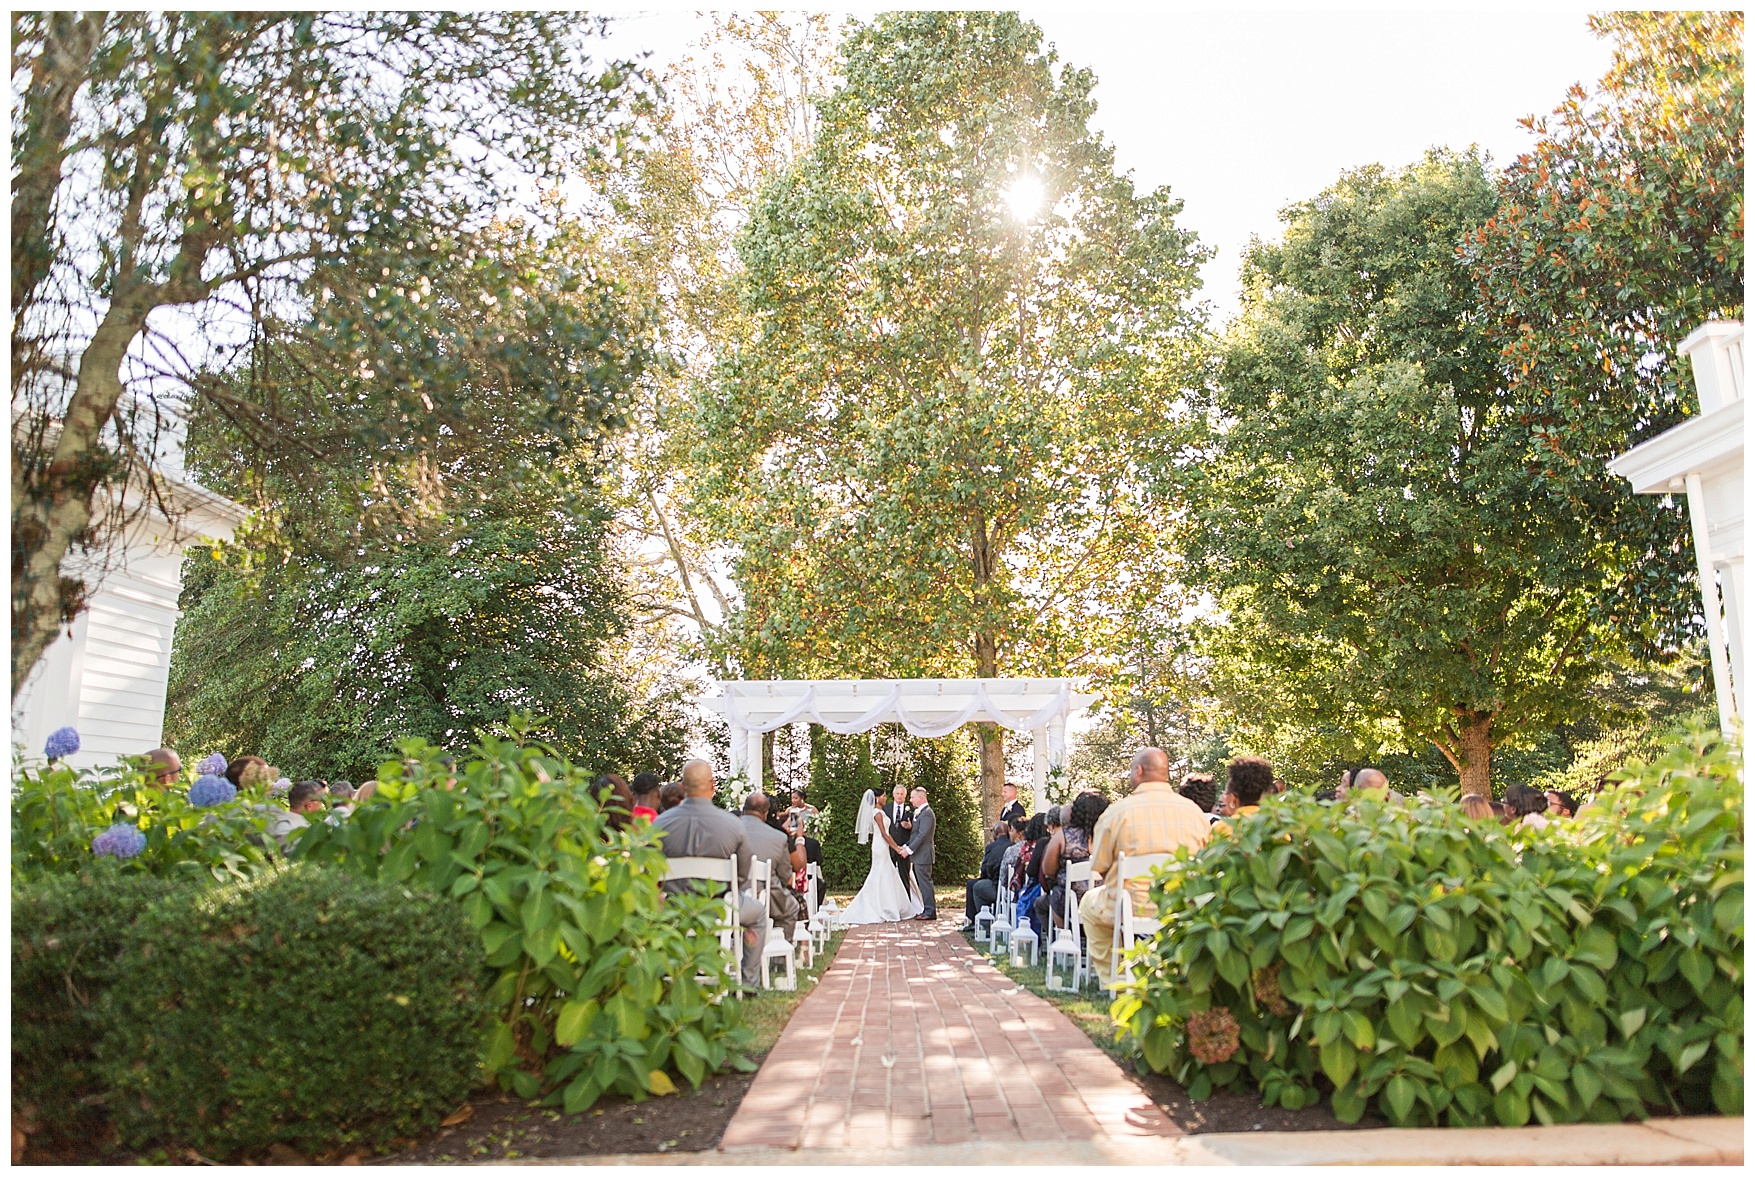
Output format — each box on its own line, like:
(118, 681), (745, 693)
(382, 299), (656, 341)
(998, 781), (1026, 827)
(883, 784), (914, 886)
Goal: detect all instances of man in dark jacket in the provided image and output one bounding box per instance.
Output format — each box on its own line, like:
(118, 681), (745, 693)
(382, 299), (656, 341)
(960, 821), (1012, 929)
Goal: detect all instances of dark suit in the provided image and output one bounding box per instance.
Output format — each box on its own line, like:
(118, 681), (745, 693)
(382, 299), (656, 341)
(882, 799), (914, 885)
(965, 834), (1010, 921)
(999, 798), (1025, 828)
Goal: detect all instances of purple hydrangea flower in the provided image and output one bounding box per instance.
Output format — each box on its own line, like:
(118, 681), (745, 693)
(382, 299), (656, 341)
(195, 752), (228, 775)
(268, 776), (292, 798)
(44, 726), (80, 761)
(92, 823), (147, 859)
(188, 773), (236, 808)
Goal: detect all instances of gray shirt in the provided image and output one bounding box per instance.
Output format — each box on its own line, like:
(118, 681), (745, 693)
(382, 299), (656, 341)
(653, 797), (752, 896)
(740, 813), (793, 888)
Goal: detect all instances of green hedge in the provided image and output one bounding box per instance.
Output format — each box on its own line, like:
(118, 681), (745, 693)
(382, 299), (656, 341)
(292, 718), (751, 1112)
(96, 864), (488, 1158)
(12, 868), (205, 1130)
(1114, 724), (1742, 1126)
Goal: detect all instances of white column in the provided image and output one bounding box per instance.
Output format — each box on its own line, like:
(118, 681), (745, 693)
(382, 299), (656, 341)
(1031, 727), (1049, 811)
(1685, 473), (1738, 737)
(747, 728), (765, 791)
(1723, 560), (1745, 713)
(1048, 714), (1067, 783)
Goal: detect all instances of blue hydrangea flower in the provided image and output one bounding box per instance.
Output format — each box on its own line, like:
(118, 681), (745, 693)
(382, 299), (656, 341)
(44, 726), (80, 760)
(92, 823), (147, 859)
(195, 752), (228, 775)
(188, 773), (236, 808)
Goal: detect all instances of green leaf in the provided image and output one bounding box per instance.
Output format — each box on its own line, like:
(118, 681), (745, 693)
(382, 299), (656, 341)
(1384, 1075), (1418, 1123)
(556, 999), (599, 1047)
(1320, 1039), (1357, 1088)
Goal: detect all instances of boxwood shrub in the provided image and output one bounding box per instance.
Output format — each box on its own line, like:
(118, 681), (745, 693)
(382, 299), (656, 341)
(1114, 724), (1742, 1127)
(12, 867), (207, 1131)
(96, 864), (488, 1158)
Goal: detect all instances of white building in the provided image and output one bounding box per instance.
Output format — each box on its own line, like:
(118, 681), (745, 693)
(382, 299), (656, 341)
(1607, 320), (1743, 736)
(11, 398), (247, 769)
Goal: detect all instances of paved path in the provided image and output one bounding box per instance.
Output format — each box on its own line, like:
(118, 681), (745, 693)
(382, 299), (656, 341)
(719, 920), (1177, 1153)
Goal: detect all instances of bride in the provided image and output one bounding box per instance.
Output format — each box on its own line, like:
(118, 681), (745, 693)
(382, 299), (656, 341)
(833, 789), (923, 925)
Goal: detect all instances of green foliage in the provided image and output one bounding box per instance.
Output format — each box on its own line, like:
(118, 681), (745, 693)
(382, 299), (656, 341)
(12, 869), (207, 1129)
(1468, 12), (1744, 661)
(11, 755), (275, 882)
(166, 465), (690, 783)
(871, 725), (985, 887)
(810, 727), (886, 889)
(96, 864), (487, 1158)
(1185, 150), (1629, 794)
(1114, 724), (1742, 1126)
(293, 718), (752, 1112)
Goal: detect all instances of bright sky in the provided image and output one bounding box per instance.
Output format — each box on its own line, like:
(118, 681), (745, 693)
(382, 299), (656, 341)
(598, 6), (1616, 324)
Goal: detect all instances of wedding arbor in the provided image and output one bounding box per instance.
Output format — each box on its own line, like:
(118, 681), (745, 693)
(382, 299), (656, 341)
(710, 678), (1098, 810)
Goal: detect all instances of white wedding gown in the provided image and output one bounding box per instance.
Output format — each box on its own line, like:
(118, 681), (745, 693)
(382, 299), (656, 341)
(835, 812), (923, 925)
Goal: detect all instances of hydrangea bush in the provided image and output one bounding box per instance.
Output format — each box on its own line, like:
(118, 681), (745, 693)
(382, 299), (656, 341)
(43, 726), (80, 761)
(12, 756), (274, 882)
(293, 716), (753, 1112)
(1113, 723), (1742, 1126)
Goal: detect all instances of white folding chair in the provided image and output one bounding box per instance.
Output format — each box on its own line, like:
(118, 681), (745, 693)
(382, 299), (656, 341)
(663, 854), (742, 985)
(989, 882), (1017, 958)
(1108, 851), (1172, 990)
(1045, 860), (1091, 992)
(746, 860), (794, 989)
(805, 863), (831, 953)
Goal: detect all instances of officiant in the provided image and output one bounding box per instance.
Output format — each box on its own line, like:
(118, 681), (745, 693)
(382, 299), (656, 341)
(882, 783), (914, 886)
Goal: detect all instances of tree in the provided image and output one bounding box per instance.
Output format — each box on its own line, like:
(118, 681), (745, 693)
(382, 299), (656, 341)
(164, 456), (691, 782)
(1466, 11), (1743, 661)
(686, 12), (1206, 822)
(11, 12), (647, 695)
(1186, 151), (1633, 795)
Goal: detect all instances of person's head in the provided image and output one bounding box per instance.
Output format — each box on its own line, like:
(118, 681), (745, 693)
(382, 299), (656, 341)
(1558, 790), (1581, 817)
(1024, 812), (1048, 842)
(1313, 787), (1337, 803)
(1460, 794), (1494, 821)
(743, 791), (770, 819)
(791, 788), (808, 807)
(1351, 768), (1389, 797)
(1178, 773), (1216, 814)
(1045, 805), (1063, 830)
(632, 771), (662, 805)
(328, 780), (356, 801)
(439, 755), (458, 790)
(1225, 757), (1274, 809)
(288, 781), (326, 814)
(888, 783), (906, 804)
(990, 820), (1009, 842)
(1068, 790), (1109, 834)
(910, 785), (928, 809)
(1129, 747), (1170, 788)
(1008, 815), (1028, 841)
(1509, 784), (1548, 818)
(659, 780), (685, 811)
(1002, 781), (1019, 803)
(679, 759), (716, 798)
(1544, 789), (1574, 817)
(225, 755), (268, 788)
(142, 748), (181, 788)
(595, 773), (633, 829)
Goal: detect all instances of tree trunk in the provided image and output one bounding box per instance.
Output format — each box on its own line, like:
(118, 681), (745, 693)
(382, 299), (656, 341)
(974, 626), (1004, 826)
(1456, 714), (1494, 796)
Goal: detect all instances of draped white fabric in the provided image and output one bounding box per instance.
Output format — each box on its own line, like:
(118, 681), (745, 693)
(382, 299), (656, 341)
(718, 679), (1076, 740)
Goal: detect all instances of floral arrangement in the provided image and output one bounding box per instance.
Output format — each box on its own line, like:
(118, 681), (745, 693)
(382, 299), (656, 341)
(91, 823), (147, 859)
(43, 726), (80, 761)
(188, 774), (237, 808)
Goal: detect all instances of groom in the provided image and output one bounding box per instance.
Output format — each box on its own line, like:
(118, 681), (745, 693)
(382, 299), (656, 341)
(898, 785), (937, 920)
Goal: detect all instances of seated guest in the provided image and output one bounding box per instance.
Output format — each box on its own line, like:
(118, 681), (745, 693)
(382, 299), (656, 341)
(996, 816), (1028, 896)
(1544, 789), (1578, 818)
(1215, 756), (1274, 834)
(141, 748), (181, 788)
(1459, 794), (1495, 821)
(659, 780), (685, 813)
(225, 755), (271, 790)
(266, 780), (326, 849)
(1508, 784), (1550, 830)
(654, 760), (764, 990)
(1016, 812), (1049, 894)
(962, 820), (1012, 929)
(1021, 807), (1061, 935)
(1313, 788), (1338, 803)
(596, 773), (635, 831)
(630, 771), (662, 821)
(1080, 748), (1211, 987)
(327, 780), (357, 818)
(1177, 773), (1218, 822)
(1034, 790), (1107, 932)
(1349, 767), (1394, 802)
(740, 793), (802, 942)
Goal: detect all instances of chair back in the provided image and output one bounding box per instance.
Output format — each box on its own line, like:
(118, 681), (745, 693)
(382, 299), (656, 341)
(1112, 851), (1171, 915)
(1064, 860), (1092, 936)
(664, 854), (738, 889)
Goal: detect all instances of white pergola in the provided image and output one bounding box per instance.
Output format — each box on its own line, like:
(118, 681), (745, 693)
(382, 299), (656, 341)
(708, 678), (1098, 810)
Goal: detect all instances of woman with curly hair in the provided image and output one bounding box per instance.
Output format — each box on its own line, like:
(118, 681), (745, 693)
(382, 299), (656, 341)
(1033, 790), (1110, 932)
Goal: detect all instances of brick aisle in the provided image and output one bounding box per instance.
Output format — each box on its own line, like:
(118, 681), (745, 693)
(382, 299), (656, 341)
(719, 921), (1179, 1152)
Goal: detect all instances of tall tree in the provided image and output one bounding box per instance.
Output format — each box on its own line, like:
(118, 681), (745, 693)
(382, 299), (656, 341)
(10, 12), (647, 695)
(686, 12), (1207, 821)
(1186, 151), (1631, 795)
(1467, 11), (1743, 661)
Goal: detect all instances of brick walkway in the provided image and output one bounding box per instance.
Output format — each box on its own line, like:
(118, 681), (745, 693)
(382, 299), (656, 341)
(719, 921), (1179, 1152)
